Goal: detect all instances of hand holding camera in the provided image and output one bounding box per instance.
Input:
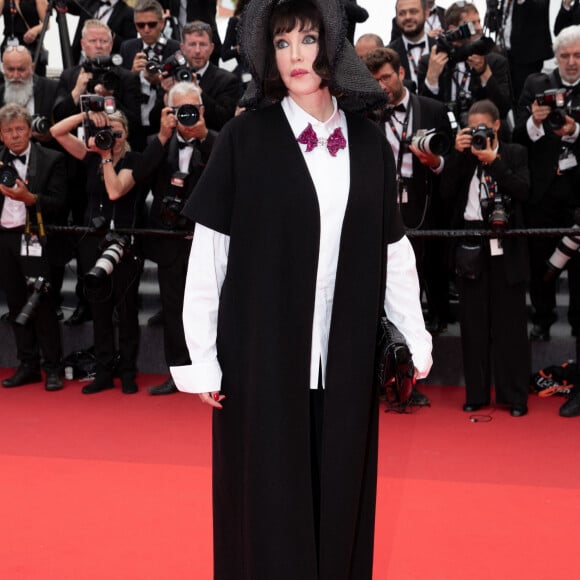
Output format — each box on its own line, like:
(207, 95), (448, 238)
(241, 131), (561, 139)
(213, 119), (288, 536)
(0, 164), (36, 206)
(454, 125), (496, 163)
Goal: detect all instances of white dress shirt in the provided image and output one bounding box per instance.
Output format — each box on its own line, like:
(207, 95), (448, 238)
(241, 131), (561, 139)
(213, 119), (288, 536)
(171, 97), (433, 393)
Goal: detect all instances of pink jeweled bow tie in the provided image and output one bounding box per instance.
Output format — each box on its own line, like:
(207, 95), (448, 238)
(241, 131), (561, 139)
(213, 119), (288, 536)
(297, 123), (347, 157)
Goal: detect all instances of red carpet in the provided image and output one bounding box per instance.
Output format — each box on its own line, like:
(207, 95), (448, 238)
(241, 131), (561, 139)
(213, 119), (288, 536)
(1, 370), (579, 579)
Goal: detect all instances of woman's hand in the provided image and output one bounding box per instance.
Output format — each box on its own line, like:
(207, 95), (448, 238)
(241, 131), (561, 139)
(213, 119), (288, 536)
(198, 392), (226, 409)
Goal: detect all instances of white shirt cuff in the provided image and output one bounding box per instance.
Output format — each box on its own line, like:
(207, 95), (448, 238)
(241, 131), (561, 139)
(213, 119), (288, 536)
(170, 360), (223, 394)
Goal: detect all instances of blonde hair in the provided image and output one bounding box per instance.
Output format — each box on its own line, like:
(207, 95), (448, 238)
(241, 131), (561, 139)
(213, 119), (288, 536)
(108, 110), (131, 154)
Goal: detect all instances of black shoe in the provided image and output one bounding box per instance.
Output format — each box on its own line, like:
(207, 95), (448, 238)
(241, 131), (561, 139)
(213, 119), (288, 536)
(510, 405), (528, 417)
(148, 377), (178, 396)
(65, 304), (92, 326)
(2, 366), (42, 387)
(82, 373), (114, 394)
(530, 324), (550, 341)
(121, 375), (138, 395)
(425, 317), (448, 335)
(0, 311), (9, 322)
(409, 387), (430, 406)
(147, 309), (163, 327)
(559, 391), (580, 417)
(56, 308), (64, 321)
(463, 402), (489, 412)
(45, 370), (63, 391)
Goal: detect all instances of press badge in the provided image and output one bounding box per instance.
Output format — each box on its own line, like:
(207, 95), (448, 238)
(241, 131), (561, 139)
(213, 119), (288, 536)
(558, 148), (578, 172)
(489, 238), (503, 256)
(397, 182), (409, 204)
(6, 37), (19, 47)
(21, 234), (43, 258)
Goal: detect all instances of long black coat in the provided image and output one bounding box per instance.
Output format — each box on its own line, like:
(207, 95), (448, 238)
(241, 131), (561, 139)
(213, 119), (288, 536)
(183, 103), (404, 580)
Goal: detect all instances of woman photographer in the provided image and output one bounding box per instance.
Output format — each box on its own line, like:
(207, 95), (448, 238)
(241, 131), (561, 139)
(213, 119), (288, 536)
(170, 0), (432, 578)
(441, 99), (531, 417)
(50, 108), (145, 394)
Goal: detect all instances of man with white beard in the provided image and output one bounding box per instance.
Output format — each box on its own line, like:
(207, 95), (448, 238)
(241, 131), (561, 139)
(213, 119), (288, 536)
(0, 46), (58, 144)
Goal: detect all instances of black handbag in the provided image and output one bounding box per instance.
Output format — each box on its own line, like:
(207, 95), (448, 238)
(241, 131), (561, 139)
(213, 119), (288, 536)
(375, 316), (415, 411)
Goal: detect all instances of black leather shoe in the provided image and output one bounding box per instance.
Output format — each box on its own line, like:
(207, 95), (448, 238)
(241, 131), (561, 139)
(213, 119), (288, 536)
(2, 366), (42, 387)
(121, 376), (138, 394)
(147, 309), (163, 327)
(425, 317), (447, 335)
(559, 391), (580, 417)
(510, 405), (528, 417)
(463, 402), (489, 412)
(409, 387), (430, 406)
(45, 371), (63, 391)
(82, 373), (114, 394)
(530, 324), (550, 341)
(148, 377), (178, 396)
(65, 304), (92, 326)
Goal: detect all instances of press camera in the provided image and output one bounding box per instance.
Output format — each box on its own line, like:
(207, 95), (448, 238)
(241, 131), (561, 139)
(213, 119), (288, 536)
(15, 276), (51, 326)
(85, 231), (131, 289)
(160, 171), (190, 229)
(172, 104), (201, 126)
(80, 94), (120, 151)
(406, 128), (451, 156)
(83, 54), (124, 92)
(545, 210), (580, 282)
(0, 163), (18, 188)
(470, 124), (495, 150)
(535, 89), (580, 131)
(147, 51), (192, 82)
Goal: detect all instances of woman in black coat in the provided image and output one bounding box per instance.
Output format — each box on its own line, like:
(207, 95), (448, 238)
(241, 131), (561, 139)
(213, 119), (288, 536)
(171, 1), (433, 579)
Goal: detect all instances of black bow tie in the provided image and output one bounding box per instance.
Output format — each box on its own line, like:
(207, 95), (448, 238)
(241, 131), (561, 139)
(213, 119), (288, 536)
(407, 41), (425, 50)
(178, 140), (195, 149)
(100, 0), (111, 5)
(6, 152), (26, 164)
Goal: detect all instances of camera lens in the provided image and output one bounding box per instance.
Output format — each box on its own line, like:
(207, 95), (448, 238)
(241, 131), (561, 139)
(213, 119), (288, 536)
(0, 165), (18, 188)
(94, 128), (116, 150)
(174, 104), (200, 126)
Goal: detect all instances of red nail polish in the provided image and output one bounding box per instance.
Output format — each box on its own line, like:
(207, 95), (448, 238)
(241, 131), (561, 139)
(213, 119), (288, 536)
(213, 393), (220, 401)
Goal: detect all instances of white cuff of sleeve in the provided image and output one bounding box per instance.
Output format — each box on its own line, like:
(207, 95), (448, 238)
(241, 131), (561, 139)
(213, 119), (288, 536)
(526, 115), (545, 141)
(170, 360), (223, 394)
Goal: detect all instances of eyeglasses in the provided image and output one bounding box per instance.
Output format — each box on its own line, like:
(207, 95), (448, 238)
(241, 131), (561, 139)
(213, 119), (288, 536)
(136, 21), (160, 30)
(376, 72), (397, 85)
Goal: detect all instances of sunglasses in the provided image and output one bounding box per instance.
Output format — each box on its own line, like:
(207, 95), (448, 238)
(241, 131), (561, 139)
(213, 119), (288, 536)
(136, 21), (160, 30)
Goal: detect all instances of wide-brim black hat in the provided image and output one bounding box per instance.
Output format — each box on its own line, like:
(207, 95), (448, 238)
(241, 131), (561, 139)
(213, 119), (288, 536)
(238, 0), (387, 113)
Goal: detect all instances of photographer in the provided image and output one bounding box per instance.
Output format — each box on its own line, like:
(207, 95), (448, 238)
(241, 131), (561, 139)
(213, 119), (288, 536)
(50, 106), (146, 395)
(0, 103), (67, 391)
(135, 81), (216, 395)
(418, 2), (512, 126)
(364, 47), (452, 340)
(513, 24), (580, 341)
(119, 0), (180, 151)
(442, 99), (530, 417)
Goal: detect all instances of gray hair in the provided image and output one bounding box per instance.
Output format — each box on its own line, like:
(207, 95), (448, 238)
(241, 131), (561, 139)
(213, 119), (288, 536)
(553, 25), (580, 55)
(167, 82), (203, 107)
(0, 102), (32, 128)
(134, 0), (164, 20)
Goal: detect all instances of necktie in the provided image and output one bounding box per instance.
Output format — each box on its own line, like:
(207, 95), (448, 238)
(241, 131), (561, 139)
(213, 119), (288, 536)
(407, 41), (425, 50)
(177, 140), (195, 149)
(6, 152), (26, 164)
(297, 123), (347, 157)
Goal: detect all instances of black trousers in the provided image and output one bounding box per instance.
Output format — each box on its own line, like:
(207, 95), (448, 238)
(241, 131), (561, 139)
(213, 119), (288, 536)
(0, 230), (62, 370)
(526, 189), (580, 330)
(78, 236), (142, 378)
(156, 238), (192, 368)
(457, 246), (530, 407)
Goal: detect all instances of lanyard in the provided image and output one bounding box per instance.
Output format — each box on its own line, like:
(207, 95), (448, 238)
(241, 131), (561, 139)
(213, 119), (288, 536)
(387, 105), (411, 176)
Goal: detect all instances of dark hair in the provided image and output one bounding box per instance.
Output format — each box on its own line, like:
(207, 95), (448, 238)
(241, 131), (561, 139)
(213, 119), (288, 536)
(395, 0), (428, 13)
(234, 0), (252, 17)
(182, 20), (213, 43)
(445, 2), (477, 28)
(263, 0), (332, 101)
(362, 47), (401, 74)
(134, 0), (163, 20)
(468, 99), (499, 122)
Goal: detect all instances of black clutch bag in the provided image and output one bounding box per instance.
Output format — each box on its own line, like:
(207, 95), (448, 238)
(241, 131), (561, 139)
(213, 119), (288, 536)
(376, 316), (415, 410)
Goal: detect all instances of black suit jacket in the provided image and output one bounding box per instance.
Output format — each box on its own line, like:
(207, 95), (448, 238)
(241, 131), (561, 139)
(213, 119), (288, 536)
(0, 142), (67, 263)
(68, 0), (137, 64)
(388, 36), (436, 92)
(0, 75), (58, 119)
(137, 130), (217, 265)
(377, 92), (452, 228)
(119, 36), (181, 71)
(513, 69), (580, 203)
(555, 3), (580, 35)
(418, 50), (512, 119)
(510, 0), (552, 64)
(390, 6), (446, 43)
(52, 64), (142, 147)
(198, 63), (242, 131)
(440, 141), (530, 285)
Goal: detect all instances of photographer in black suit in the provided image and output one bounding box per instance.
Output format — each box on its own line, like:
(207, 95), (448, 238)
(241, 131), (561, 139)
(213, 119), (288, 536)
(442, 99), (530, 417)
(418, 2), (512, 126)
(390, 0), (446, 42)
(364, 47), (453, 339)
(67, 0), (137, 65)
(119, 0), (180, 151)
(513, 25), (580, 341)
(136, 81), (216, 395)
(0, 103), (67, 391)
(167, 20), (241, 132)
